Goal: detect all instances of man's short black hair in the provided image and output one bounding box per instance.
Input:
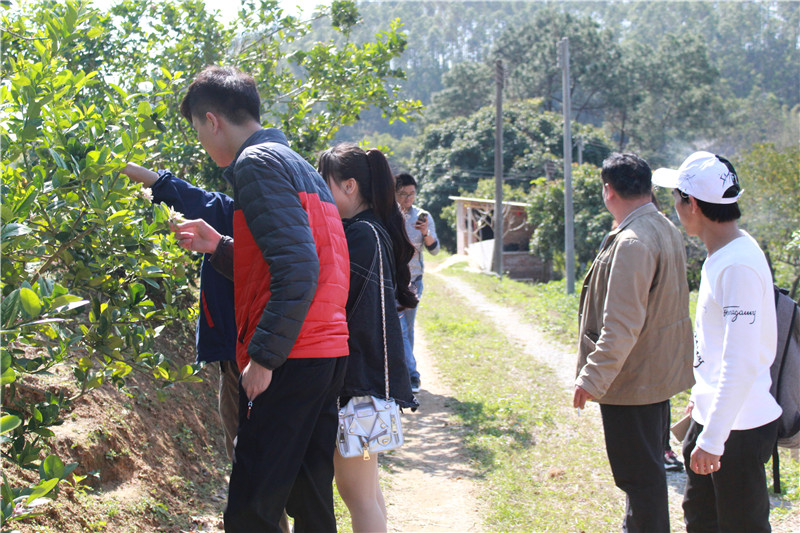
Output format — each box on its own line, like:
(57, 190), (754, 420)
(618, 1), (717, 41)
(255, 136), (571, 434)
(600, 152), (652, 199)
(180, 65), (260, 125)
(677, 191), (742, 222)
(394, 172), (417, 191)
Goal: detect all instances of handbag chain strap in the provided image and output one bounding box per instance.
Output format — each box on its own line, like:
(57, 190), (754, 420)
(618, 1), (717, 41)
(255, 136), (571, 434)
(359, 220), (390, 401)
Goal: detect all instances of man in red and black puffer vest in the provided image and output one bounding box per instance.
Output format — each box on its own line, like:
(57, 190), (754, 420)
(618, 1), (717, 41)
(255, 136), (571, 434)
(173, 65), (349, 533)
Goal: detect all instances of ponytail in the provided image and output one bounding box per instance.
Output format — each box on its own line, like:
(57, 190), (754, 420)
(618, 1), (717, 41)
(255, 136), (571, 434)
(366, 150), (417, 309)
(318, 144), (418, 309)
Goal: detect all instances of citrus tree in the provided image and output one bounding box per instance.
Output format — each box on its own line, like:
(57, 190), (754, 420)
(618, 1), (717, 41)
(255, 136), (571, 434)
(1, 2), (200, 524)
(1, 0), (420, 526)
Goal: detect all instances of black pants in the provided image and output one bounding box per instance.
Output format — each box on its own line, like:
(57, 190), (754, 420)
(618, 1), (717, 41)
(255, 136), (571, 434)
(224, 356), (347, 533)
(682, 418), (778, 533)
(600, 401), (670, 533)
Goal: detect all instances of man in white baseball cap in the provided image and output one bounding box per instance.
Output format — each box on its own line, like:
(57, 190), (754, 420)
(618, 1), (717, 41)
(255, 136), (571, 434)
(652, 151), (742, 204)
(653, 152), (780, 532)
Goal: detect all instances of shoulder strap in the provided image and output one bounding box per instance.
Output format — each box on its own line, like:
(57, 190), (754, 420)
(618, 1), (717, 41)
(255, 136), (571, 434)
(357, 220), (390, 400)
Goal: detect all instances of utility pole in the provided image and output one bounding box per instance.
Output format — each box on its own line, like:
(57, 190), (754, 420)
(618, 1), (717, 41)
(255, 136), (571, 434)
(559, 37), (575, 294)
(576, 136), (584, 165)
(493, 59), (504, 278)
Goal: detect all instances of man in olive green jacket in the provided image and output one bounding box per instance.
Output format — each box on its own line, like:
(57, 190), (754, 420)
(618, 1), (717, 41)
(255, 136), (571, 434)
(574, 153), (694, 533)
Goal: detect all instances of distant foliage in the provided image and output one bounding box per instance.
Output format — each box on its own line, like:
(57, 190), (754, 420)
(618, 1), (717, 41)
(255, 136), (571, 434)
(336, 2), (798, 159)
(737, 143), (800, 297)
(525, 165), (613, 279)
(410, 100), (611, 252)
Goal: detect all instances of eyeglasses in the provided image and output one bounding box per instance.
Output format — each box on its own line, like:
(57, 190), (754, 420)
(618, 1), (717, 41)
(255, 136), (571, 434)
(397, 191), (416, 199)
(672, 189), (690, 200)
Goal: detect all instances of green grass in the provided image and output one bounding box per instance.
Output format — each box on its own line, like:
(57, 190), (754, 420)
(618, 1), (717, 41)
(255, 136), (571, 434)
(419, 257), (621, 531)
(418, 252), (798, 530)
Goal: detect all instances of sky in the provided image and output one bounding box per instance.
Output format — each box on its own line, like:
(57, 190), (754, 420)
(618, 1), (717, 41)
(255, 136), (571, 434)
(91, 0), (328, 22)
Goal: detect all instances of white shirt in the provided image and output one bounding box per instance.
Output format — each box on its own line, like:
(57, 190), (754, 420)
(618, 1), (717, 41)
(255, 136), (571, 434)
(691, 231), (781, 456)
(402, 205), (439, 280)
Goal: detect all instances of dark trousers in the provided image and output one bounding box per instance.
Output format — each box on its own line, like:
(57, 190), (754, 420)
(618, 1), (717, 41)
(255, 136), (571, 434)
(682, 418), (778, 533)
(224, 356), (347, 533)
(600, 401), (670, 533)
(218, 360), (240, 463)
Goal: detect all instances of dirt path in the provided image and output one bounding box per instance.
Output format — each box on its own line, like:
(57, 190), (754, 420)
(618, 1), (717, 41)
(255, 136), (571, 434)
(381, 330), (487, 532)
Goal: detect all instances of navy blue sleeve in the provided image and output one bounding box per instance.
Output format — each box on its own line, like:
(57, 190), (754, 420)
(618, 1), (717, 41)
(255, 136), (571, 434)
(150, 171), (234, 237)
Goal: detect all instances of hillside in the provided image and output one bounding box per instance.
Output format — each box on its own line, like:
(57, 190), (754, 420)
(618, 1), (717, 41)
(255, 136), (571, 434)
(3, 324), (229, 533)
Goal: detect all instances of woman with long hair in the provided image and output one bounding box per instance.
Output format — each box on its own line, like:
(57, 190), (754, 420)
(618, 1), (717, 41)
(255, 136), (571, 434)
(317, 143), (418, 532)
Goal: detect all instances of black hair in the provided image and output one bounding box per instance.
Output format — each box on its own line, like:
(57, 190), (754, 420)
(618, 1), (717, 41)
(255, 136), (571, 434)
(394, 172), (418, 191)
(180, 65), (260, 125)
(600, 152), (652, 199)
(317, 144), (418, 309)
(676, 192), (741, 223)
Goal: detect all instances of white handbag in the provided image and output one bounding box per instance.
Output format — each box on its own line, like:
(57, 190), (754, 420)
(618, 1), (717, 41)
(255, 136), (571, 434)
(336, 221), (404, 460)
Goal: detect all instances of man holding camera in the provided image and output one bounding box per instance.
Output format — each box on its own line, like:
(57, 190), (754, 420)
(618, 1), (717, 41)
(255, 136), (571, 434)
(395, 172), (439, 393)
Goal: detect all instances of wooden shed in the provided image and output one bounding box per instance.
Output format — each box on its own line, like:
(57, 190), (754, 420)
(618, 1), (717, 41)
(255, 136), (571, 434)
(449, 196), (551, 282)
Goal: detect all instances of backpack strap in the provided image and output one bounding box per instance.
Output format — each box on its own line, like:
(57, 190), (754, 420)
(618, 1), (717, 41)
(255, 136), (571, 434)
(772, 442), (781, 494)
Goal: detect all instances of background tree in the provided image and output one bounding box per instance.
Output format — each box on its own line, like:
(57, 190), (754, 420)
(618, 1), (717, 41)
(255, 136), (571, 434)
(619, 33), (724, 165)
(410, 99), (611, 251)
(491, 9), (621, 123)
(425, 61), (494, 124)
(331, 0), (541, 139)
(525, 165), (613, 279)
(585, 1), (800, 107)
(736, 143), (800, 297)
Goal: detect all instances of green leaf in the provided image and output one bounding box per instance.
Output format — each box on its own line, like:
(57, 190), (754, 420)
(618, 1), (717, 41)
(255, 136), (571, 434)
(50, 295), (89, 310)
(1, 289), (20, 329)
(0, 415), (21, 435)
(25, 478), (58, 504)
(106, 210), (131, 224)
(48, 148), (68, 169)
(1, 365), (16, 386)
(13, 186), (39, 217)
(137, 101), (152, 116)
(1, 223), (33, 239)
(2, 473), (14, 505)
(128, 283), (145, 304)
(153, 202), (169, 224)
(40, 455), (66, 480)
(64, 1), (78, 31)
(19, 288), (42, 317)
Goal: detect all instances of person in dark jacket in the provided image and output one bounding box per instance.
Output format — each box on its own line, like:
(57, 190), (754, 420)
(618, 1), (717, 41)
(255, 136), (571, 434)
(120, 164), (239, 460)
(317, 144), (418, 532)
(171, 65), (350, 533)
(121, 164), (292, 533)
